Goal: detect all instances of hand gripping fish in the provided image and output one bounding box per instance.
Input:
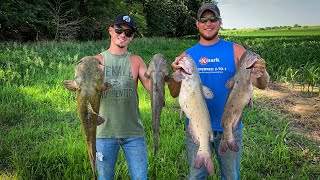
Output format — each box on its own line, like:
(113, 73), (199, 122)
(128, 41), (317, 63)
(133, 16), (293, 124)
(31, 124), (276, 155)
(144, 54), (169, 155)
(172, 55), (215, 175)
(219, 50), (263, 155)
(63, 56), (111, 180)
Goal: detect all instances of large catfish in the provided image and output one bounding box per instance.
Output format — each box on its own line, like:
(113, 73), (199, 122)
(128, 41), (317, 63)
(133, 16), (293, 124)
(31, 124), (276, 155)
(63, 56), (110, 180)
(219, 50), (262, 155)
(172, 55), (215, 175)
(144, 54), (169, 155)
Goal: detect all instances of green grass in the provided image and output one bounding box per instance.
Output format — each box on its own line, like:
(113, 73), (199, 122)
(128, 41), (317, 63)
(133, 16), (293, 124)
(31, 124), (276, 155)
(0, 35), (319, 179)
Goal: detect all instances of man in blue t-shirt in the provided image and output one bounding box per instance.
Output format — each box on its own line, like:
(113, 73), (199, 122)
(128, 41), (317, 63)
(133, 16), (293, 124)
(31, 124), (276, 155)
(168, 2), (269, 180)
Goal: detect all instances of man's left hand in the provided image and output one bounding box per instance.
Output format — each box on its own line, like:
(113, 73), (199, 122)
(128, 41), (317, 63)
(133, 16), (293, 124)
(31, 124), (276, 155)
(252, 58), (266, 78)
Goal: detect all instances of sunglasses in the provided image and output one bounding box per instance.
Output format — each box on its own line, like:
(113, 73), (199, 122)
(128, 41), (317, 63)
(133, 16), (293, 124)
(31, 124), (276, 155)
(198, 17), (220, 23)
(114, 26), (134, 37)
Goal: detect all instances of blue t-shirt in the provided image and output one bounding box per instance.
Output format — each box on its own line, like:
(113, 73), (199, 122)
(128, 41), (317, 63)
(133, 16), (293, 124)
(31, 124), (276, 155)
(186, 39), (242, 131)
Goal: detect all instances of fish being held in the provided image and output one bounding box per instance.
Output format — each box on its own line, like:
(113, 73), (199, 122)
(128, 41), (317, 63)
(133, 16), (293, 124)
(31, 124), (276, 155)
(144, 54), (169, 155)
(172, 55), (215, 175)
(63, 56), (111, 180)
(219, 50), (263, 155)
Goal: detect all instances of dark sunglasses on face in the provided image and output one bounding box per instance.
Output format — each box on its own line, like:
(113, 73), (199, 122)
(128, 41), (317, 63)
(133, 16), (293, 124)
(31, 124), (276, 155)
(198, 17), (220, 23)
(114, 25), (134, 37)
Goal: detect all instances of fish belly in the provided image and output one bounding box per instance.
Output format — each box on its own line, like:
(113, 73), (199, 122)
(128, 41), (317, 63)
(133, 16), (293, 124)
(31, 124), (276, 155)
(219, 84), (253, 154)
(179, 80), (214, 174)
(77, 91), (99, 179)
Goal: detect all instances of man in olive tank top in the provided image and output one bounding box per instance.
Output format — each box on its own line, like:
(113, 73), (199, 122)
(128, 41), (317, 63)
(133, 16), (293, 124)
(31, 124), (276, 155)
(169, 3), (270, 180)
(94, 14), (150, 180)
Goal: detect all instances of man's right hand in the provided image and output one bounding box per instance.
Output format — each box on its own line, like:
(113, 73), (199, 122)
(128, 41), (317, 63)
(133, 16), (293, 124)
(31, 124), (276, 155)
(171, 56), (182, 72)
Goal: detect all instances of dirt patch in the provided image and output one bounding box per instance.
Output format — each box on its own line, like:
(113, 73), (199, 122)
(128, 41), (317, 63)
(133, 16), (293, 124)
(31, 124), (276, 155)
(254, 82), (320, 143)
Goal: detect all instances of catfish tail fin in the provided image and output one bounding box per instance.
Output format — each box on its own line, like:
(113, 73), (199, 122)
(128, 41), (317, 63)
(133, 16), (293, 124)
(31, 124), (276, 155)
(194, 152), (214, 175)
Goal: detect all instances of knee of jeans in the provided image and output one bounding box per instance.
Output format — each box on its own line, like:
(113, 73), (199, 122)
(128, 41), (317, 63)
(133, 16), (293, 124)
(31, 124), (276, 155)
(96, 151), (104, 161)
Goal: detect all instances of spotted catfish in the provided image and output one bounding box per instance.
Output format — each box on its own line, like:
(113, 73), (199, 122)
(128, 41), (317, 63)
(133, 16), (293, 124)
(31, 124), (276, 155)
(63, 56), (111, 180)
(219, 50), (263, 155)
(172, 55), (215, 175)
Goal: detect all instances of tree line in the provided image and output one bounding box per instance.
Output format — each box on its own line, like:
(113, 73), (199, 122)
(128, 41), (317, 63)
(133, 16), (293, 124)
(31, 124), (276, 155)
(0, 0), (212, 41)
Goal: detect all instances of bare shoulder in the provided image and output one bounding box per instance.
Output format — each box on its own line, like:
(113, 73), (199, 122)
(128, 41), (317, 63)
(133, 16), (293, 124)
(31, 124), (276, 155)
(233, 43), (246, 64)
(130, 54), (150, 91)
(180, 51), (186, 57)
(130, 54), (147, 73)
(130, 54), (144, 63)
(130, 54), (147, 68)
(94, 54), (104, 65)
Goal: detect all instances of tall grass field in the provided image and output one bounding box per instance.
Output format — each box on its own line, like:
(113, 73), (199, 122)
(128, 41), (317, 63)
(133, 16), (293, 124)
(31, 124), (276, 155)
(1, 27), (319, 179)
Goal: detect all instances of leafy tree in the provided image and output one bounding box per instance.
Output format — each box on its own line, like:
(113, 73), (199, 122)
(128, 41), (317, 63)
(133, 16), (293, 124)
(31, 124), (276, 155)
(44, 0), (82, 40)
(143, 0), (207, 37)
(0, 0), (49, 41)
(0, 0), (211, 41)
(76, 0), (146, 40)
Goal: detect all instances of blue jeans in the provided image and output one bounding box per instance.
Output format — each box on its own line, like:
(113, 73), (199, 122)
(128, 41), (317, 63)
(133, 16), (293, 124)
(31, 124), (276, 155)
(186, 128), (243, 180)
(96, 137), (148, 180)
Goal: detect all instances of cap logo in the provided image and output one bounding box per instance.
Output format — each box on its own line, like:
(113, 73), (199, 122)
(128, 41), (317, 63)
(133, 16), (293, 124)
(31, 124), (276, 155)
(123, 16), (131, 22)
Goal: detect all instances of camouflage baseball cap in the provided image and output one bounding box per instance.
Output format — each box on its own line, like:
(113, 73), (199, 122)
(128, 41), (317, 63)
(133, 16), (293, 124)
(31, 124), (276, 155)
(197, 3), (221, 18)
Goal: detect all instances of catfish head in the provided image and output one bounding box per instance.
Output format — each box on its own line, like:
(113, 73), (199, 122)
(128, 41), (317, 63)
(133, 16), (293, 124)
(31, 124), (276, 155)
(178, 55), (197, 75)
(172, 55), (198, 82)
(75, 57), (103, 83)
(64, 56), (110, 93)
(239, 50), (264, 78)
(145, 54), (169, 81)
(153, 54), (169, 74)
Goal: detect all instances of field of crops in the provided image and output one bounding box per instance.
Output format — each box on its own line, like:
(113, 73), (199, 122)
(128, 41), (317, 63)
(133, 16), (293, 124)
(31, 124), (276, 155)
(220, 25), (320, 37)
(220, 26), (320, 93)
(0, 29), (319, 179)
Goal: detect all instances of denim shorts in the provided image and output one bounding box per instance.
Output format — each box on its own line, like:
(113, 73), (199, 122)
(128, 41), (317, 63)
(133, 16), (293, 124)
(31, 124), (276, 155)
(185, 128), (243, 180)
(96, 137), (148, 180)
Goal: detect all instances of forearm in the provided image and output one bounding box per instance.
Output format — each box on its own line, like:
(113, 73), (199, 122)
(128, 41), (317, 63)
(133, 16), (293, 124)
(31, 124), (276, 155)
(168, 77), (181, 98)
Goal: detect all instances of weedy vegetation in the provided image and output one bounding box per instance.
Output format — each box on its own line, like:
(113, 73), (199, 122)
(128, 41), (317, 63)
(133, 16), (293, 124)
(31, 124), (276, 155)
(0, 27), (319, 179)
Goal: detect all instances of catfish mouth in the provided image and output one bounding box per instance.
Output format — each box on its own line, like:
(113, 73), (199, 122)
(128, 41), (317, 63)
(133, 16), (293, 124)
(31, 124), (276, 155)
(177, 61), (192, 75)
(181, 68), (191, 75)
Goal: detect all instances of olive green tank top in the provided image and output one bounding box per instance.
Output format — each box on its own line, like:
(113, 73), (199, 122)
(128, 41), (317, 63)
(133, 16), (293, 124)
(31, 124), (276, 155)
(96, 50), (144, 138)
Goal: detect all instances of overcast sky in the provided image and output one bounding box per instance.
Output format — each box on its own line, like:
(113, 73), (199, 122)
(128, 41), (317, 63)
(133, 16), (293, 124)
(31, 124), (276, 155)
(217, 0), (320, 29)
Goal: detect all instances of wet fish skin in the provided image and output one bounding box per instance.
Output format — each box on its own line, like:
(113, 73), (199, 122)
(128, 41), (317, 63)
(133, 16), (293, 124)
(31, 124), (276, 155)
(219, 50), (262, 155)
(144, 54), (169, 155)
(63, 56), (110, 180)
(173, 55), (215, 175)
